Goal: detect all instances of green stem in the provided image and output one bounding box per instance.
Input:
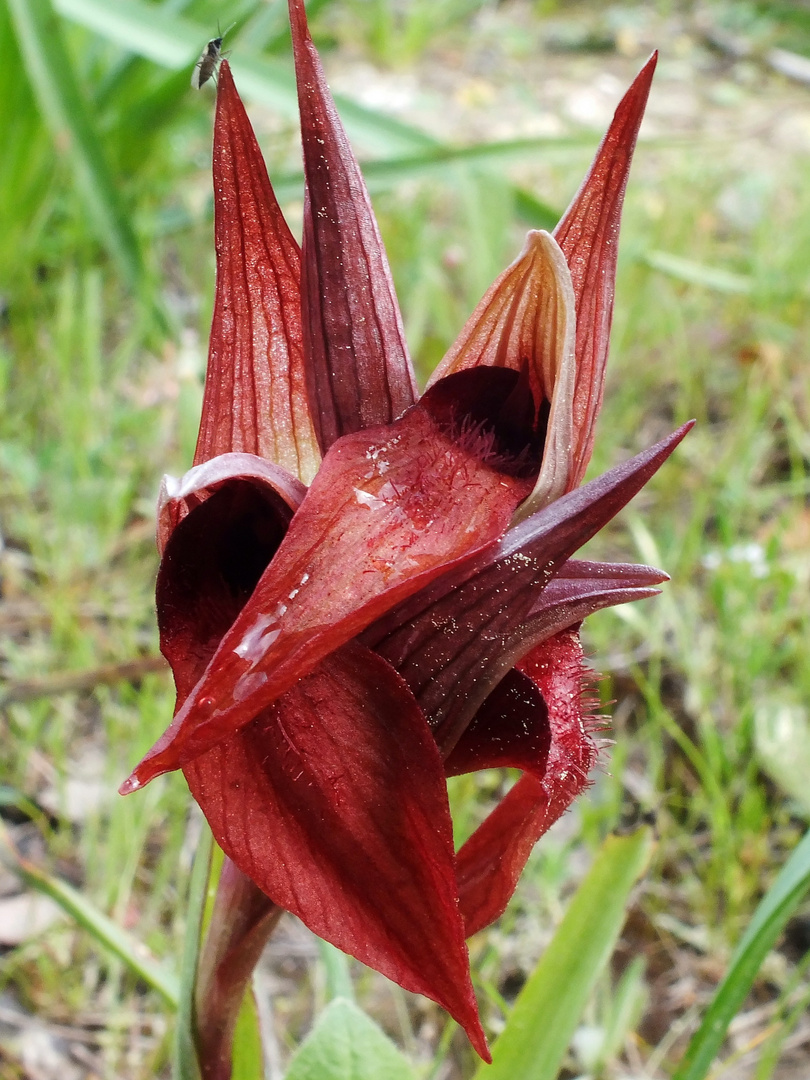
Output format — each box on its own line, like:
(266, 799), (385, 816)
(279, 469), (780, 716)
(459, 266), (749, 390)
(194, 856), (282, 1080)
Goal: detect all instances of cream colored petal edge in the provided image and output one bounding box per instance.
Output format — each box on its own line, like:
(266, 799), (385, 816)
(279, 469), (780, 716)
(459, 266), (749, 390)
(510, 232), (577, 523)
(527, 231), (578, 514)
(426, 230), (574, 396)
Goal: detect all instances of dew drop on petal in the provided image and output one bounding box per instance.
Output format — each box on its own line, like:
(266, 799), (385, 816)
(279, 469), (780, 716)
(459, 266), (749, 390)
(233, 670), (269, 702)
(235, 612), (278, 660)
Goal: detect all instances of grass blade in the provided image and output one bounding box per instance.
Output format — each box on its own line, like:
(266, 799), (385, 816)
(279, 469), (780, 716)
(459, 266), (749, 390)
(7, 0), (143, 288)
(642, 250), (753, 294)
(0, 820), (179, 1007)
(671, 828), (810, 1080)
(231, 989), (265, 1080)
(474, 827), (653, 1080)
(173, 824), (213, 1080)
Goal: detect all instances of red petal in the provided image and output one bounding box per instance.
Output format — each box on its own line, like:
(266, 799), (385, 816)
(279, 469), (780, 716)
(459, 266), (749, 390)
(456, 629), (597, 936)
(197, 61), (320, 483)
(288, 0), (417, 451)
(444, 668), (550, 779)
(156, 475), (299, 705)
(365, 423), (691, 756)
(123, 371), (534, 790)
(184, 643), (489, 1060)
(554, 54), (657, 485)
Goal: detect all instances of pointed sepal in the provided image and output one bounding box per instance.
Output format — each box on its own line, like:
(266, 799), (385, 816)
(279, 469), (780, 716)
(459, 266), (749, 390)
(554, 53), (657, 485)
(197, 62), (320, 482)
(289, 0), (417, 450)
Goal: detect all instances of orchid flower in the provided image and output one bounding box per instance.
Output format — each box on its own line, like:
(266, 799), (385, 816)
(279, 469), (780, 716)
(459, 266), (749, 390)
(121, 3), (689, 1059)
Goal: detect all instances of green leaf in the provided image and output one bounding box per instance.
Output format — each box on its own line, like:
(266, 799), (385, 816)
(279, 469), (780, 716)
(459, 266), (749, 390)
(172, 825), (213, 1080)
(7, 0), (143, 288)
(671, 827), (810, 1080)
(0, 819), (178, 1007)
(285, 998), (416, 1080)
(474, 828), (653, 1080)
(232, 989), (265, 1080)
(642, 250), (753, 294)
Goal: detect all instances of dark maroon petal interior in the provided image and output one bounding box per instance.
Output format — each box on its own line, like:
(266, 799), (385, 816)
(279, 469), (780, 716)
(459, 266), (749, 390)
(157, 453), (306, 555)
(444, 668), (550, 778)
(158, 477), (297, 703)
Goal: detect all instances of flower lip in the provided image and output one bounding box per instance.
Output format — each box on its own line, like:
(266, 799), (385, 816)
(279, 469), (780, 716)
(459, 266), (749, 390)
(422, 367), (545, 480)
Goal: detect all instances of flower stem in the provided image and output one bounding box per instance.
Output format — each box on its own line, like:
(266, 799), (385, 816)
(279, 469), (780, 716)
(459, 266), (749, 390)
(194, 856), (282, 1080)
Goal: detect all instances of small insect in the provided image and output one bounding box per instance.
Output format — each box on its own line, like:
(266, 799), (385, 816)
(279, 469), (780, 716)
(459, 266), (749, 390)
(191, 25), (233, 90)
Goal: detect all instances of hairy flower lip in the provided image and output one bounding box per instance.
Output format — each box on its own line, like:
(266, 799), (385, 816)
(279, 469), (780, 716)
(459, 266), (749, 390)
(421, 367), (545, 478)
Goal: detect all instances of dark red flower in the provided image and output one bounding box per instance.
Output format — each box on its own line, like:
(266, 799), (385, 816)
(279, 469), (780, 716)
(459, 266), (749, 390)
(121, 4), (689, 1058)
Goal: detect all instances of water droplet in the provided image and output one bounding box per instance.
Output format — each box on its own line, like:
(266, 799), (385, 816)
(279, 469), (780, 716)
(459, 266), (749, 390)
(235, 613), (279, 661)
(353, 487), (386, 511)
(198, 696), (216, 717)
(233, 671), (268, 703)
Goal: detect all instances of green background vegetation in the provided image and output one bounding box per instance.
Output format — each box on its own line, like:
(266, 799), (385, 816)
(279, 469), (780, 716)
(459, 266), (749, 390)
(2, 0), (810, 1076)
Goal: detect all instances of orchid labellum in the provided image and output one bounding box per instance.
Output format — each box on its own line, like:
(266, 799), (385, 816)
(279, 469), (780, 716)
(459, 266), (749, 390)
(122, 2), (689, 1059)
